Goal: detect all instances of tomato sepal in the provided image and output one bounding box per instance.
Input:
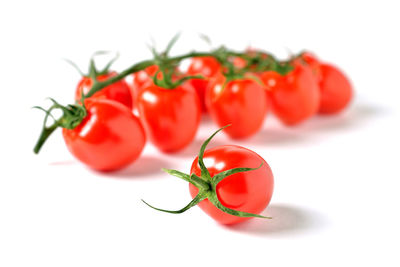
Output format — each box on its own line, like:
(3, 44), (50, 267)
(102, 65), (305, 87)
(142, 126), (272, 219)
(33, 98), (86, 154)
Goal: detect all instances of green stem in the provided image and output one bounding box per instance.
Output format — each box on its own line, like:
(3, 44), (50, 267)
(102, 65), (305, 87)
(33, 122), (58, 154)
(85, 52), (216, 98)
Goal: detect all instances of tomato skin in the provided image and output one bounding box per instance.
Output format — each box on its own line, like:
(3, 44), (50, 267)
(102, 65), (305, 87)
(261, 63), (320, 125)
(301, 53), (353, 114)
(186, 57), (222, 112)
(75, 72), (133, 110)
(318, 63), (353, 114)
(206, 75), (268, 139)
(136, 83), (201, 153)
(62, 99), (146, 171)
(189, 145), (274, 225)
(130, 65), (160, 104)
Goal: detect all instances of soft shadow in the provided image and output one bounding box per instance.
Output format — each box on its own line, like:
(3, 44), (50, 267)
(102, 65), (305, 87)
(174, 136), (227, 158)
(225, 204), (328, 237)
(301, 103), (390, 133)
(238, 128), (309, 147)
(102, 156), (171, 179)
(49, 160), (76, 166)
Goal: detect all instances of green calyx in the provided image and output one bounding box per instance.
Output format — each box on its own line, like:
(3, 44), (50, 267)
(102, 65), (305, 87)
(65, 51), (120, 102)
(142, 126), (271, 219)
(149, 33), (205, 89)
(33, 99), (86, 154)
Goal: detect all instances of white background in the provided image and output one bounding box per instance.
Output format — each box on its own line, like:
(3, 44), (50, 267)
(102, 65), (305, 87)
(1, 0), (399, 266)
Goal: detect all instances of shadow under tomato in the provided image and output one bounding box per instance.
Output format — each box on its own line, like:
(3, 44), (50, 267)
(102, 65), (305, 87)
(237, 127), (309, 147)
(100, 156), (171, 179)
(300, 102), (389, 133)
(224, 204), (329, 237)
(174, 135), (228, 158)
(49, 160), (77, 166)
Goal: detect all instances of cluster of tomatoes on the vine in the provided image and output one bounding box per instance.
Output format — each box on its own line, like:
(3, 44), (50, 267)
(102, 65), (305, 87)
(33, 40), (352, 224)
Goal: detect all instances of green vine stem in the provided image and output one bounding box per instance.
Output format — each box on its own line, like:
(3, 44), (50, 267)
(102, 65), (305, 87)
(142, 126), (272, 219)
(33, 42), (294, 154)
(33, 99), (87, 154)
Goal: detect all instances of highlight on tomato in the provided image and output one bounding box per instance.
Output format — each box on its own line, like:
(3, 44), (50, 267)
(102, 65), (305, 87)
(142, 126), (274, 225)
(130, 65), (160, 106)
(300, 52), (353, 114)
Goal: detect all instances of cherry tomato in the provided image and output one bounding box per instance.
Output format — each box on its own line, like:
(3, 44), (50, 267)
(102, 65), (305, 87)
(62, 99), (146, 171)
(206, 74), (268, 138)
(186, 57), (222, 112)
(260, 62), (320, 125)
(75, 72), (133, 110)
(189, 145), (274, 225)
(136, 83), (201, 152)
(301, 53), (353, 114)
(232, 57), (247, 69)
(318, 63), (353, 114)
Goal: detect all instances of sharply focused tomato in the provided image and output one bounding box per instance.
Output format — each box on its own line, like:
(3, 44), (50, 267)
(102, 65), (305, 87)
(260, 62), (320, 125)
(136, 82), (201, 152)
(186, 57), (222, 112)
(62, 99), (146, 171)
(206, 74), (268, 138)
(189, 145), (274, 225)
(142, 127), (274, 225)
(75, 72), (133, 109)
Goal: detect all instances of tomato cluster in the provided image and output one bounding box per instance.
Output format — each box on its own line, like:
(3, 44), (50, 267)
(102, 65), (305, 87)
(33, 41), (353, 224)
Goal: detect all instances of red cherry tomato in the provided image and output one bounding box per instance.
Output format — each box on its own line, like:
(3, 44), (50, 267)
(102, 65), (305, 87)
(189, 145), (274, 225)
(186, 57), (222, 112)
(75, 72), (133, 110)
(260, 62), (320, 125)
(301, 53), (353, 114)
(318, 63), (353, 114)
(136, 83), (201, 152)
(206, 74), (268, 138)
(62, 99), (146, 171)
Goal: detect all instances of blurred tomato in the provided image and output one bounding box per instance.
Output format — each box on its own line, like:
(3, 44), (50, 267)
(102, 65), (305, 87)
(206, 74), (268, 138)
(186, 57), (222, 112)
(136, 82), (201, 152)
(75, 72), (133, 109)
(260, 62), (320, 125)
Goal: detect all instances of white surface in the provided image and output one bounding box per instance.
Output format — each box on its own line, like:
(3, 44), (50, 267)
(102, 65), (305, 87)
(1, 1), (399, 266)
